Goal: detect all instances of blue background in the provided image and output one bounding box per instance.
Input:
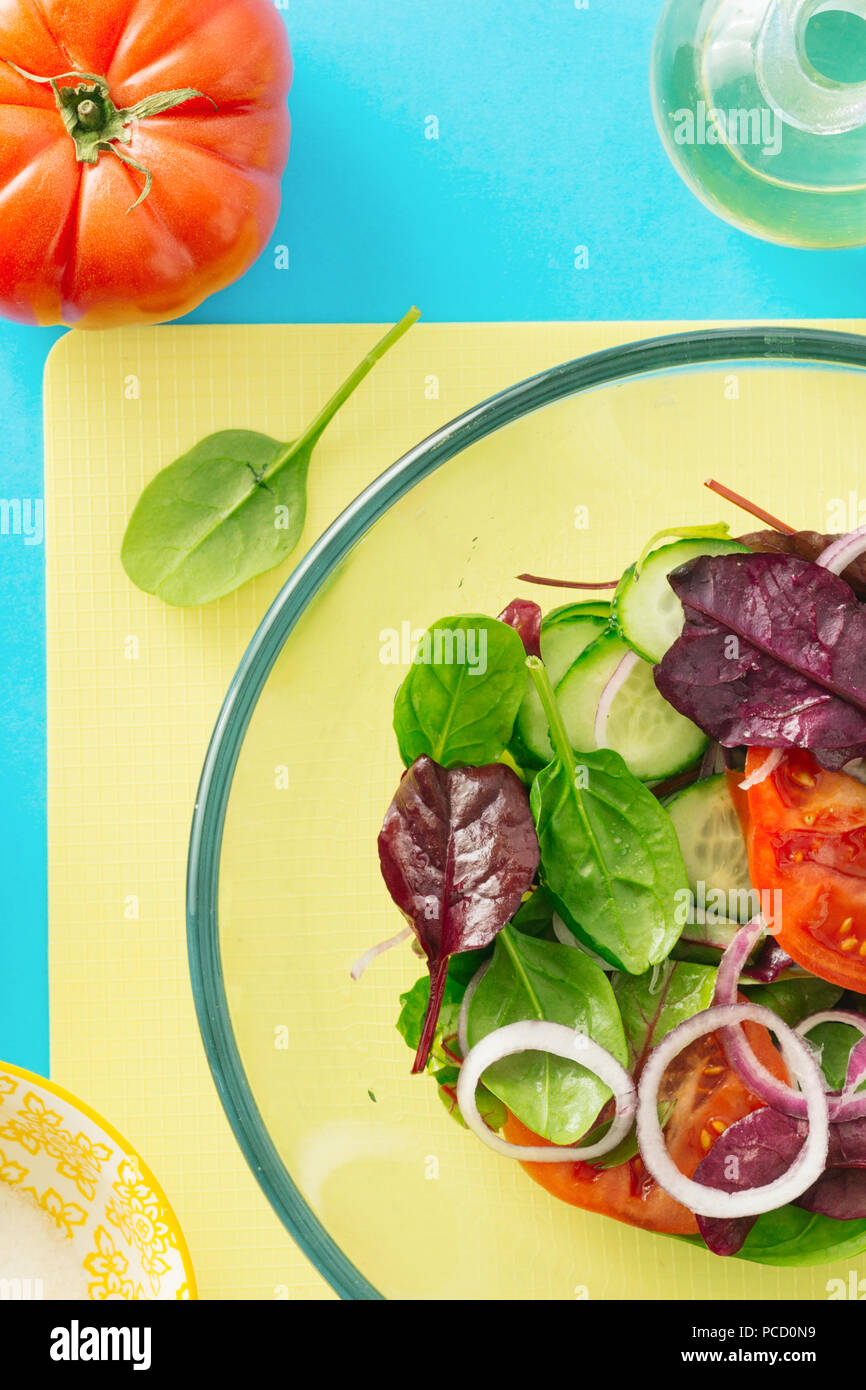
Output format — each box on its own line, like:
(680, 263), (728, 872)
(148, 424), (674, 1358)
(4, 0), (866, 1074)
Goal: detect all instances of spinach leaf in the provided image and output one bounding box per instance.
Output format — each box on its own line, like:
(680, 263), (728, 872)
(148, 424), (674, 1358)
(509, 886), (556, 938)
(740, 976), (842, 1029)
(392, 615), (528, 767)
(613, 961), (717, 1072)
(122, 308), (420, 606)
(808, 1020), (866, 1092)
(434, 1065), (507, 1132)
(737, 1206), (866, 1267)
(677, 1204), (866, 1268)
(466, 925), (628, 1144)
(675, 1212), (866, 1273)
(527, 658), (689, 974)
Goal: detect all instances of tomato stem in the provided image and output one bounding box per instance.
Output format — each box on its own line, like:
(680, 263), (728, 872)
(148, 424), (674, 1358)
(3, 59), (212, 209)
(76, 98), (101, 130)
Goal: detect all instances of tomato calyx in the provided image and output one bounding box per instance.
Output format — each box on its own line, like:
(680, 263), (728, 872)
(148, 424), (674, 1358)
(3, 60), (214, 210)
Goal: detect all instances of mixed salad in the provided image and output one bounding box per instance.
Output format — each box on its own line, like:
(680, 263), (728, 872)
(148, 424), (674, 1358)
(361, 481), (866, 1266)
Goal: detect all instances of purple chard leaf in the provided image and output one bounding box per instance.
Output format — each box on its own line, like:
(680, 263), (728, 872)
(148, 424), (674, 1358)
(497, 599), (543, 659)
(654, 552), (866, 770)
(694, 1105), (866, 1255)
(378, 755), (540, 1073)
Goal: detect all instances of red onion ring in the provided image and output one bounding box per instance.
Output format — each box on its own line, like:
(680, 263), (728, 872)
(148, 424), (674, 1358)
(637, 1002), (829, 1218)
(847, 1035), (866, 1093)
(796, 1012), (866, 1097)
(716, 924), (866, 1121)
(456, 1020), (636, 1163)
(816, 524), (866, 577)
(594, 650), (641, 748)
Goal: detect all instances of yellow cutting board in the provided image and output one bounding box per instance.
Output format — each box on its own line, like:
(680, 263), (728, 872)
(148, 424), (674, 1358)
(44, 317), (863, 1300)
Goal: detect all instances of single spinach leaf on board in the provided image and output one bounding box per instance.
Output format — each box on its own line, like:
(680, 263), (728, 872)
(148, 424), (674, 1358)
(740, 976), (843, 1029)
(466, 925), (628, 1144)
(122, 308), (420, 606)
(527, 657), (689, 975)
(613, 962), (717, 1072)
(393, 616), (528, 767)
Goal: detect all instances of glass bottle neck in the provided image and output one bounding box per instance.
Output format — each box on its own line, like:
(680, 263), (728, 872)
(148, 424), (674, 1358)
(756, 0), (866, 133)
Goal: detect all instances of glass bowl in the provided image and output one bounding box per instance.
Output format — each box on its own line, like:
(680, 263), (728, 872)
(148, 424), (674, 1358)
(187, 327), (866, 1301)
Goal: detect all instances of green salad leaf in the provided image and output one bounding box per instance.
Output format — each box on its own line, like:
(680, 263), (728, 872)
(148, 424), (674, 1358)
(509, 886), (556, 938)
(393, 615), (527, 767)
(740, 976), (842, 1029)
(676, 1207), (866, 1267)
(122, 308), (420, 606)
(613, 961), (717, 1071)
(466, 926), (628, 1144)
(805, 1019), (866, 1092)
(527, 658), (689, 974)
(736, 1207), (866, 1267)
(433, 1065), (507, 1132)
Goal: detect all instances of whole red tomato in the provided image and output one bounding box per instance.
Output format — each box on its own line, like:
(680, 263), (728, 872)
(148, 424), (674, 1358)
(0, 0), (292, 328)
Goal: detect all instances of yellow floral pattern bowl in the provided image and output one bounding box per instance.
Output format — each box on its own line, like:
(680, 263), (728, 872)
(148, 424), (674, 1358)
(0, 1062), (196, 1300)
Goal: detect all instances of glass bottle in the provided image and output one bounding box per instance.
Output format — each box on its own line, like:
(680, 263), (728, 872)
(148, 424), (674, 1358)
(651, 0), (866, 246)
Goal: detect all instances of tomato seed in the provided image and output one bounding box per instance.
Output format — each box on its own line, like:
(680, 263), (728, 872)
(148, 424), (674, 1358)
(789, 767), (817, 788)
(841, 917), (855, 935)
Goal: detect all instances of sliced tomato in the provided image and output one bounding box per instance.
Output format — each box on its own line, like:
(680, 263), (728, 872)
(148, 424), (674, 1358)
(504, 1021), (785, 1235)
(744, 748), (866, 992)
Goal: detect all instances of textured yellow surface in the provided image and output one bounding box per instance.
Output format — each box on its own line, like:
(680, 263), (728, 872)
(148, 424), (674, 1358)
(45, 318), (866, 1301)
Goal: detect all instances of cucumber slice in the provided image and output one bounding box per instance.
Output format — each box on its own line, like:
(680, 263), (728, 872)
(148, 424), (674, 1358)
(665, 775), (754, 924)
(556, 629), (707, 781)
(545, 600), (611, 625)
(613, 537), (750, 663)
(677, 917), (743, 954)
(515, 609), (608, 764)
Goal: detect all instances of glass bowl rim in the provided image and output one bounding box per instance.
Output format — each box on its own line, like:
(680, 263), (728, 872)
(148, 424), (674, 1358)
(186, 324), (866, 1301)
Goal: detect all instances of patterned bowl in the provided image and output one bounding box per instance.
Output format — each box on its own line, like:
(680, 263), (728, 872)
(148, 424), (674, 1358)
(0, 1061), (196, 1301)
